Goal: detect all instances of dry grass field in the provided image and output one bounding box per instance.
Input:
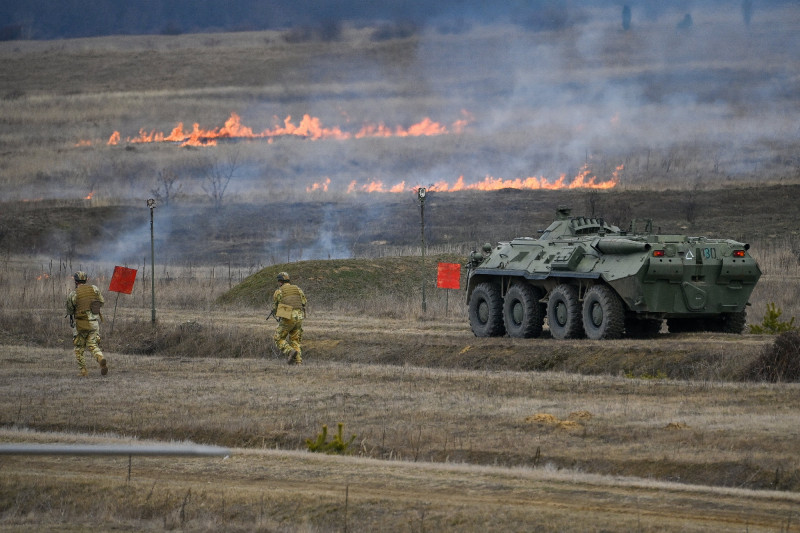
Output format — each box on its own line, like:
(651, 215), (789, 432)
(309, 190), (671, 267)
(2, 338), (800, 531)
(2, 3), (800, 531)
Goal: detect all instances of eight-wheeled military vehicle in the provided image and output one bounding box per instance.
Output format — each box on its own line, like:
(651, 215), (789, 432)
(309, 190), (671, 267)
(466, 206), (761, 339)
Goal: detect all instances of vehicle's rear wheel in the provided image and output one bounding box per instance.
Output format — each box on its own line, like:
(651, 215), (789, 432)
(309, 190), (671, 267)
(468, 282), (506, 337)
(547, 284), (583, 339)
(582, 284), (625, 340)
(503, 283), (545, 338)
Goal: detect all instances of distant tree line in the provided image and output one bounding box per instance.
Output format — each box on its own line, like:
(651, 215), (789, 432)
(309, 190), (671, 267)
(0, 0), (790, 40)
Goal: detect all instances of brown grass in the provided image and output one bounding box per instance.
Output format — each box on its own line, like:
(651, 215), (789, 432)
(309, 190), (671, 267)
(4, 439), (799, 532)
(747, 330), (800, 382)
(2, 346), (800, 531)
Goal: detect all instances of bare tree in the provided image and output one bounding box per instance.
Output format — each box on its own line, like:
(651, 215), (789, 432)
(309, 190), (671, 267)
(605, 198), (632, 229)
(742, 0), (753, 28)
(584, 189), (601, 217)
(202, 150), (240, 210)
(150, 168), (182, 206)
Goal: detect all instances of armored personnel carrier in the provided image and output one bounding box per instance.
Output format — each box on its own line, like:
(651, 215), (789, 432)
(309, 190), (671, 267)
(466, 206), (761, 339)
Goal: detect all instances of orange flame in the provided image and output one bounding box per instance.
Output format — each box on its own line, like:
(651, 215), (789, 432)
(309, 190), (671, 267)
(91, 112), (472, 147)
(36, 273), (50, 281)
(310, 164), (622, 194)
(85, 191), (94, 200)
(305, 177), (331, 193)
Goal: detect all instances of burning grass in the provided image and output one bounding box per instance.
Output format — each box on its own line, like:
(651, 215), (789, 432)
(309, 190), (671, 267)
(2, 10), (800, 203)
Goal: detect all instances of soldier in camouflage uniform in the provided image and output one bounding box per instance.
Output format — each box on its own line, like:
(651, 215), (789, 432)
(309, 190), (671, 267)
(272, 271), (307, 365)
(65, 271), (107, 377)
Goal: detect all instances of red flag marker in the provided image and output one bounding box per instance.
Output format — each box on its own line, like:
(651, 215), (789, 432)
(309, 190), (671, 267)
(109, 266), (137, 294)
(437, 262), (461, 290)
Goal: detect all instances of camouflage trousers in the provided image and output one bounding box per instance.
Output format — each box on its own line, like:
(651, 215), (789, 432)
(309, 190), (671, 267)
(74, 328), (104, 373)
(274, 316), (303, 363)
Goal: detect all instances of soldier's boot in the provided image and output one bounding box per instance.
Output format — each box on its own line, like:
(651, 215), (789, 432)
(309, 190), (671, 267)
(290, 347), (302, 365)
(79, 367), (88, 377)
(286, 348), (299, 365)
(99, 357), (108, 376)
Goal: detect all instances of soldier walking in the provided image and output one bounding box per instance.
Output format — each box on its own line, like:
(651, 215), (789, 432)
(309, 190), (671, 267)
(66, 271), (107, 377)
(272, 271), (306, 365)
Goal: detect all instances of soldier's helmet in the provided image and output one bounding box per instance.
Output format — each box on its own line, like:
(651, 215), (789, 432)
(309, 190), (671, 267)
(73, 271), (88, 282)
(277, 271), (290, 282)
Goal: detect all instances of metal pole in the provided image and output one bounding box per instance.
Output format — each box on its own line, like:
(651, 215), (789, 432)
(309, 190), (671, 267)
(0, 443), (231, 456)
(110, 292), (120, 335)
(147, 199), (156, 324)
(417, 188), (427, 313)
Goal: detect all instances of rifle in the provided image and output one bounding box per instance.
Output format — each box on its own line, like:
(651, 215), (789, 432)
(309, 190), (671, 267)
(66, 314), (76, 340)
(266, 310), (281, 359)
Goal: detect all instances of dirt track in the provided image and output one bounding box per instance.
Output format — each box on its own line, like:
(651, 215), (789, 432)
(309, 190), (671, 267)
(3, 438), (799, 532)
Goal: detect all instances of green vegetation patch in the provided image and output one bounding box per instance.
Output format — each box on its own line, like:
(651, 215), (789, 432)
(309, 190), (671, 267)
(749, 302), (797, 335)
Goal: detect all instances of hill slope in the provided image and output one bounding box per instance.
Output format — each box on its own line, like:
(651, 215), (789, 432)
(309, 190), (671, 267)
(220, 254), (464, 308)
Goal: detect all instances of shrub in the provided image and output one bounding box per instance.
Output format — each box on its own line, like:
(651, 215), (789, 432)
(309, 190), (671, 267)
(749, 302), (796, 334)
(745, 330), (800, 382)
(306, 423), (357, 455)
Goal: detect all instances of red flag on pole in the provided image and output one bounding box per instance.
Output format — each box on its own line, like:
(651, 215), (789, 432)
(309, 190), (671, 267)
(437, 262), (461, 289)
(108, 266), (137, 294)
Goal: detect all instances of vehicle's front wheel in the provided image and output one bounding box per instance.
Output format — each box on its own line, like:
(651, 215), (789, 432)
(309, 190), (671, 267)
(582, 285), (625, 340)
(469, 282), (506, 337)
(547, 284), (584, 339)
(503, 283), (545, 338)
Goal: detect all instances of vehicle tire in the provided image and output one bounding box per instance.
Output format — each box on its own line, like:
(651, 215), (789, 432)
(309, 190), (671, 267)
(469, 282), (506, 337)
(547, 284), (584, 340)
(503, 283), (545, 338)
(582, 284), (625, 340)
(625, 316), (663, 338)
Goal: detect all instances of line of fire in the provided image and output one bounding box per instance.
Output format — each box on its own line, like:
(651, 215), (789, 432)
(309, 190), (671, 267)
(76, 111), (473, 148)
(306, 164), (623, 194)
(76, 110), (622, 194)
